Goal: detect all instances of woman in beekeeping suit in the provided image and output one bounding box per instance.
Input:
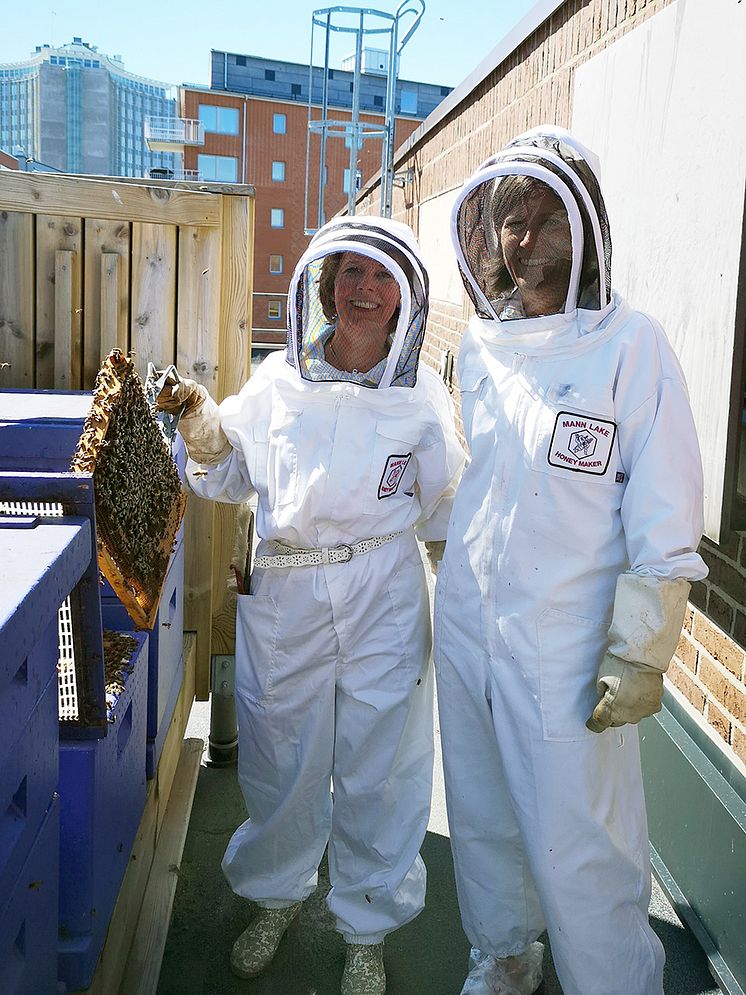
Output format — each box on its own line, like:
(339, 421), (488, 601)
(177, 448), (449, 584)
(434, 127), (707, 995)
(157, 216), (464, 994)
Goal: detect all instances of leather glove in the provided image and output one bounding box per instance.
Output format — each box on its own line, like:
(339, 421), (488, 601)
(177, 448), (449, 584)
(155, 370), (231, 465)
(155, 374), (207, 416)
(424, 540), (446, 574)
(586, 573), (690, 733)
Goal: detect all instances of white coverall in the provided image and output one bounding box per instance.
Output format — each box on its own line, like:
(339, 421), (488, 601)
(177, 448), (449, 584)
(435, 128), (707, 994)
(188, 217), (464, 943)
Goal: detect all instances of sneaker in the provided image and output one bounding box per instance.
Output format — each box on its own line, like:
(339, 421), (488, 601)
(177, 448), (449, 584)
(341, 941), (386, 995)
(230, 901), (303, 979)
(460, 941), (544, 995)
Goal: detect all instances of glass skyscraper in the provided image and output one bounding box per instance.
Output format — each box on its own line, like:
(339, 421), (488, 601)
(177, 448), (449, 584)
(0, 38), (178, 176)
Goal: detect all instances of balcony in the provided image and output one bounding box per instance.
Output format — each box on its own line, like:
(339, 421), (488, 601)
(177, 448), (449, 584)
(147, 167), (201, 182)
(144, 117), (205, 153)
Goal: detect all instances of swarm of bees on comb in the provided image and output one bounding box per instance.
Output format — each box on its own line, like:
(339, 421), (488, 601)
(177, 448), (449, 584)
(70, 349), (186, 629)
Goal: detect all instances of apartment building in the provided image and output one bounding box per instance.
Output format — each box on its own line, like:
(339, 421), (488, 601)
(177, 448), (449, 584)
(0, 39), (178, 177)
(177, 53), (450, 348)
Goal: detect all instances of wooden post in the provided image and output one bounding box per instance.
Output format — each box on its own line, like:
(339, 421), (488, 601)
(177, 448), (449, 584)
(100, 252), (122, 361)
(53, 249), (78, 389)
(0, 211), (34, 389)
(131, 223), (177, 379)
(85, 219), (131, 386)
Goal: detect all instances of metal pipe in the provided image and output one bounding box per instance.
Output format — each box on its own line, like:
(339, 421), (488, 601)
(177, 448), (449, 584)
(346, 10), (364, 217)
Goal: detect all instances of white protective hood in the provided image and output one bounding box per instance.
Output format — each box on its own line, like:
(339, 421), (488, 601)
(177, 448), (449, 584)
(286, 216), (430, 389)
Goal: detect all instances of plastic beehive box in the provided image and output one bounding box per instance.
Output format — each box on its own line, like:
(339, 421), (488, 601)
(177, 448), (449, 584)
(0, 673), (58, 906)
(0, 795), (60, 995)
(57, 630), (148, 992)
(0, 516), (93, 753)
(102, 539), (185, 777)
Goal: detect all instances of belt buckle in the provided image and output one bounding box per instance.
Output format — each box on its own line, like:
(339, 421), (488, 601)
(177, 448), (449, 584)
(334, 543), (354, 563)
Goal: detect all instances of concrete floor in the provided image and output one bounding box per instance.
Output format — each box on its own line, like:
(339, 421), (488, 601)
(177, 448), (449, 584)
(157, 692), (722, 995)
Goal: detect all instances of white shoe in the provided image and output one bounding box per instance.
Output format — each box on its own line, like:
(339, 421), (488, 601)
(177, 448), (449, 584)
(230, 901), (303, 978)
(341, 941), (386, 995)
(460, 941), (544, 995)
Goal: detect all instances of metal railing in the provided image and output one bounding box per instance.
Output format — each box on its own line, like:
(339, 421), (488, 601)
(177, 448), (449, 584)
(144, 117), (205, 147)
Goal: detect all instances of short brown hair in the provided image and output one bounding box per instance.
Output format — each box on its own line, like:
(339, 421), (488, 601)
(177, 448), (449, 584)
(316, 251), (405, 333)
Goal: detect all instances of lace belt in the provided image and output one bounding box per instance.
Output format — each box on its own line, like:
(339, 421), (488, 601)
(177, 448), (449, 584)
(253, 531), (404, 569)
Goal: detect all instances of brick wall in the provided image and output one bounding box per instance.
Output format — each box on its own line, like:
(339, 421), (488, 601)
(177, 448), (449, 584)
(355, 0), (746, 775)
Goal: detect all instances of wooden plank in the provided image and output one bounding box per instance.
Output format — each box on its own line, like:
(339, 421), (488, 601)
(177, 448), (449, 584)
(84, 219), (131, 389)
(118, 738), (203, 995)
(184, 494), (214, 700)
(154, 631), (197, 837)
(35, 215), (82, 388)
(53, 250), (80, 389)
(0, 171), (221, 227)
(131, 222), (177, 380)
(177, 224), (222, 697)
(100, 253), (122, 360)
(0, 211), (34, 388)
(81, 633), (197, 995)
(209, 193), (254, 663)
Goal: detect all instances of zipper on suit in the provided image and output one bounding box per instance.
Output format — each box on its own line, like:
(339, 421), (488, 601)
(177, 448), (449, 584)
(511, 352), (526, 374)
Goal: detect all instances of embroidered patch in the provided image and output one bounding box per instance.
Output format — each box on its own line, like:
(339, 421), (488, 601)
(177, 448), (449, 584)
(615, 471), (625, 483)
(547, 411), (616, 476)
(378, 453), (412, 499)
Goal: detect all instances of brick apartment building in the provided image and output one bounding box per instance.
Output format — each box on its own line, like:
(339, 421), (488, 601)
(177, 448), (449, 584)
(177, 52), (450, 348)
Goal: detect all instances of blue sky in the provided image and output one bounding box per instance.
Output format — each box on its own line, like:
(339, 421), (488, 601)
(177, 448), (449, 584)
(0, 1), (538, 90)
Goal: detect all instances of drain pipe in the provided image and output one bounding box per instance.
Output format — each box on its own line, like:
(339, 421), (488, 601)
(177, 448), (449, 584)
(208, 654), (238, 765)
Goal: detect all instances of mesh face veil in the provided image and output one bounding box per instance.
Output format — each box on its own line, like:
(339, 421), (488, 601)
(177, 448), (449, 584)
(452, 128), (612, 322)
(287, 218), (429, 388)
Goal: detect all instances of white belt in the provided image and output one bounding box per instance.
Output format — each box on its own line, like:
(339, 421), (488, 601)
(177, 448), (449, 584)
(254, 531), (404, 569)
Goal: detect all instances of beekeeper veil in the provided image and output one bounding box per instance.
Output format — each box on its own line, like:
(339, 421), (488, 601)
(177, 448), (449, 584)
(452, 126), (612, 321)
(287, 216), (429, 388)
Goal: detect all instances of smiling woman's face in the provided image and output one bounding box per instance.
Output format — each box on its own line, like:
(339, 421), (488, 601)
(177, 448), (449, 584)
(500, 186), (572, 317)
(333, 252), (401, 335)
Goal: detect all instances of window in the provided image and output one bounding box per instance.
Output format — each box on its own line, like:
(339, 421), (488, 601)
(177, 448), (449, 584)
(199, 104), (239, 135)
(197, 154), (238, 182)
(400, 89), (417, 115)
(270, 208), (284, 228)
(268, 301), (282, 320)
(265, 69), (275, 81)
(440, 86), (450, 97)
(271, 160), (285, 182)
(373, 95), (383, 108)
(236, 56), (246, 67)
(291, 83), (301, 96)
(269, 254), (283, 274)
(273, 113), (286, 134)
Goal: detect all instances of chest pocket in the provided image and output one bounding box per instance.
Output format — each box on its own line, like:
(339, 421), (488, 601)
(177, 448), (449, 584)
(532, 385), (623, 485)
(364, 418), (420, 516)
(267, 406), (303, 507)
(458, 366), (490, 447)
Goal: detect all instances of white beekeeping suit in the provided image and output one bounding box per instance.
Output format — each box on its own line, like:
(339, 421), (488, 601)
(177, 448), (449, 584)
(176, 216), (464, 991)
(434, 127), (707, 995)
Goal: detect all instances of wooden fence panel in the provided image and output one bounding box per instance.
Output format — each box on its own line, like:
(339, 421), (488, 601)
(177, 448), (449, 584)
(0, 211), (34, 388)
(177, 225), (222, 699)
(53, 249), (81, 389)
(36, 215), (83, 388)
(131, 222), (177, 379)
(84, 219), (131, 388)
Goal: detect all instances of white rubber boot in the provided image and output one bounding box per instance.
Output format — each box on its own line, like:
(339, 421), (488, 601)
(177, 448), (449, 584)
(460, 941), (544, 995)
(341, 941), (386, 995)
(230, 901), (303, 978)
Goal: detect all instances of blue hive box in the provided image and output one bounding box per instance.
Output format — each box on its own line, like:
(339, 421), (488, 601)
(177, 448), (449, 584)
(0, 517), (91, 994)
(57, 629), (148, 992)
(102, 538), (185, 777)
(0, 795), (60, 995)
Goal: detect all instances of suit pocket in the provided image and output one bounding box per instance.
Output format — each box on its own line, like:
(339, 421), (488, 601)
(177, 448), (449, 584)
(235, 593), (280, 705)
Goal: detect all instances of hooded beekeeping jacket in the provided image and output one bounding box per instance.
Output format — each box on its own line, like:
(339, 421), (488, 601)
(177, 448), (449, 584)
(434, 127), (706, 995)
(187, 216), (464, 944)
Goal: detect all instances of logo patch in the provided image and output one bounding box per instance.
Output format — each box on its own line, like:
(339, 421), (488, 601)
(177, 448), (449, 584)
(615, 471), (625, 484)
(378, 453), (412, 499)
(547, 411), (616, 476)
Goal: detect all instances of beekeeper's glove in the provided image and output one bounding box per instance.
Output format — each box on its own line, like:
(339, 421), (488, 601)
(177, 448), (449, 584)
(155, 371), (231, 465)
(586, 573), (690, 733)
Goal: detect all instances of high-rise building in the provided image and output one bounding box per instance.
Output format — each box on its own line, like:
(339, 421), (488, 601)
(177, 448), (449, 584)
(0, 39), (178, 177)
(167, 52), (451, 348)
